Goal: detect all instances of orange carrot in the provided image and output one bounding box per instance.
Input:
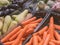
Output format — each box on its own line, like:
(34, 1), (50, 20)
(38, 26), (48, 35)
(4, 42), (12, 45)
(19, 38), (25, 45)
(49, 42), (55, 45)
(39, 40), (44, 45)
(28, 23), (39, 28)
(9, 29), (22, 41)
(4, 40), (15, 45)
(49, 17), (54, 39)
(22, 17), (36, 25)
(54, 31), (60, 40)
(21, 38), (25, 41)
(12, 38), (19, 45)
(55, 24), (60, 30)
(19, 40), (23, 45)
(25, 37), (33, 45)
(26, 28), (34, 33)
(1, 26), (21, 42)
(47, 28), (50, 34)
(26, 28), (34, 35)
(43, 31), (48, 40)
(51, 40), (60, 44)
(33, 33), (38, 36)
(4, 44), (10, 45)
(12, 25), (28, 45)
(33, 35), (39, 45)
(43, 34), (50, 45)
(37, 35), (42, 42)
(23, 28), (34, 38)
(30, 18), (42, 23)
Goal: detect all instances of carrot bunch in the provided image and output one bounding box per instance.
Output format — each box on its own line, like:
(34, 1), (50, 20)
(1, 17), (42, 45)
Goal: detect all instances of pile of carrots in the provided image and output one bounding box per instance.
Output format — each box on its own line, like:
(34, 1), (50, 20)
(26, 17), (60, 45)
(1, 16), (60, 45)
(1, 17), (42, 45)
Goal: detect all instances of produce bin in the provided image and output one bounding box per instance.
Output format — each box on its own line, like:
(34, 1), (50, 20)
(0, 0), (60, 45)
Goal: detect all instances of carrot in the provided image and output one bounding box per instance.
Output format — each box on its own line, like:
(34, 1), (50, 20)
(33, 35), (39, 45)
(43, 31), (48, 40)
(1, 26), (21, 42)
(40, 35), (43, 39)
(28, 23), (39, 28)
(54, 31), (60, 40)
(9, 29), (22, 41)
(39, 40), (44, 45)
(4, 44), (10, 45)
(4, 40), (15, 45)
(54, 24), (60, 30)
(49, 17), (54, 39)
(43, 34), (50, 45)
(12, 25), (28, 45)
(49, 42), (55, 45)
(19, 38), (25, 45)
(11, 37), (19, 45)
(19, 40), (23, 45)
(30, 18), (42, 23)
(22, 17), (36, 25)
(47, 28), (50, 34)
(33, 33), (38, 36)
(23, 28), (34, 38)
(4, 42), (12, 45)
(37, 35), (42, 42)
(26, 28), (34, 35)
(21, 38), (25, 41)
(25, 37), (33, 45)
(51, 40), (60, 44)
(38, 26), (48, 35)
